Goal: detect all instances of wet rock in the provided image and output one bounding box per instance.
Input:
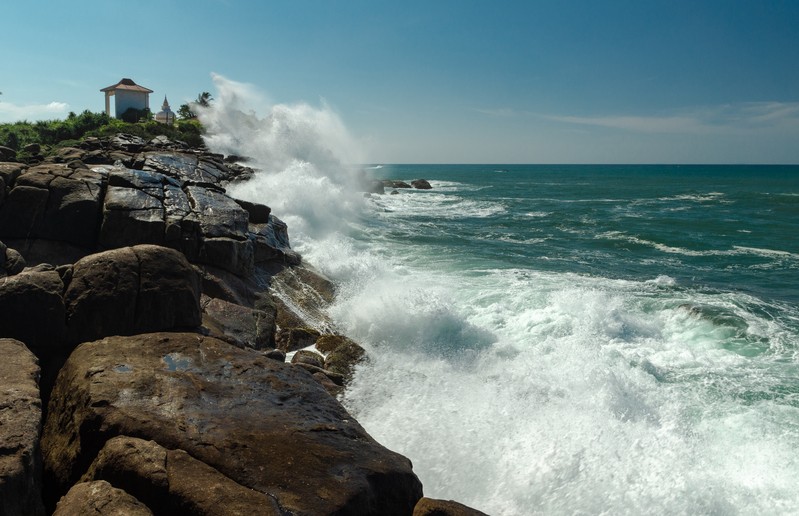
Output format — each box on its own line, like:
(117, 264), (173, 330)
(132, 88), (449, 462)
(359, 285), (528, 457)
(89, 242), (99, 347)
(0, 269), (66, 358)
(109, 134), (147, 153)
(234, 198), (271, 223)
(0, 164), (106, 248)
(63, 245), (201, 345)
(413, 497), (489, 516)
(0, 338), (45, 516)
(53, 481), (152, 516)
(137, 152), (235, 186)
(201, 296), (275, 349)
(316, 334), (358, 354)
(253, 214), (300, 265)
(411, 179), (433, 190)
(83, 436), (282, 516)
(325, 340), (367, 384)
(276, 327), (321, 353)
(383, 180), (412, 189)
(291, 349), (325, 369)
(41, 332), (423, 515)
(270, 264), (336, 331)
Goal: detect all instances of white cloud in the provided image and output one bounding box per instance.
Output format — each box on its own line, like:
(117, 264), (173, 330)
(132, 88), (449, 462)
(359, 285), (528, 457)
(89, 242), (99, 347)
(0, 100), (70, 123)
(539, 102), (799, 135)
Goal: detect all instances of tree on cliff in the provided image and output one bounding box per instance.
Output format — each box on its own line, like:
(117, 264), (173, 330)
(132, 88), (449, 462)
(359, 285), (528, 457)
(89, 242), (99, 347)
(178, 92), (213, 120)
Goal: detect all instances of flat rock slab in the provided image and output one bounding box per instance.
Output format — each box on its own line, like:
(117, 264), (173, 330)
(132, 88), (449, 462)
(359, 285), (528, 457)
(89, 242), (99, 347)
(42, 332), (422, 515)
(0, 338), (45, 516)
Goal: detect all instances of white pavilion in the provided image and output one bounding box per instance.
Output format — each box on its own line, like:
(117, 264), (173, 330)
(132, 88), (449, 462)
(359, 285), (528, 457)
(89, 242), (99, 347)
(100, 78), (153, 118)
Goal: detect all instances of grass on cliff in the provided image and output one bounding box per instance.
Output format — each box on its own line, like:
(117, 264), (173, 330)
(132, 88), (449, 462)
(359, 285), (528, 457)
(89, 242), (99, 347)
(0, 110), (205, 152)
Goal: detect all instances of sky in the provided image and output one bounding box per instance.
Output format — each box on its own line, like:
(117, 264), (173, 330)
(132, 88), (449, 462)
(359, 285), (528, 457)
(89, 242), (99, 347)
(1, 0), (798, 164)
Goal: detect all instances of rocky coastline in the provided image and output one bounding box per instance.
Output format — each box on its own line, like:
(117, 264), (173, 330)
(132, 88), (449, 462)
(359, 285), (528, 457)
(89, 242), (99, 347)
(0, 135), (486, 515)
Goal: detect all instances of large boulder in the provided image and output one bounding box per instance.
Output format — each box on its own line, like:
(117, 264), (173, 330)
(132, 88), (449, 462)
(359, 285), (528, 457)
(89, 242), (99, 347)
(0, 147), (16, 162)
(41, 332), (423, 515)
(83, 436), (281, 515)
(0, 270), (66, 357)
(0, 164), (106, 248)
(0, 339), (45, 516)
(411, 179), (433, 190)
(53, 481), (152, 516)
(63, 245), (201, 345)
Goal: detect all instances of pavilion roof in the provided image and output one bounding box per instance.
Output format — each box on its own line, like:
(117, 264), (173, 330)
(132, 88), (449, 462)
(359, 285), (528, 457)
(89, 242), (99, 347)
(100, 78), (154, 93)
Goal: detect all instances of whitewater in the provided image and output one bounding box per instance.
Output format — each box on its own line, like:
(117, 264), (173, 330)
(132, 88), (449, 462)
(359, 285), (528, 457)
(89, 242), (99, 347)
(201, 76), (799, 515)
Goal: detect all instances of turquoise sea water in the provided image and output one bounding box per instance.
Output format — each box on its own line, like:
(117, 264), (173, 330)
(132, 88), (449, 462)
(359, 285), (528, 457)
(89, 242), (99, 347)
(209, 93), (799, 514)
(321, 165), (799, 515)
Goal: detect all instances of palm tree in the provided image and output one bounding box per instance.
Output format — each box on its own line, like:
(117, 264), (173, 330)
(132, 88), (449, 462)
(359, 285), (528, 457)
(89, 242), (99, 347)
(196, 92), (213, 107)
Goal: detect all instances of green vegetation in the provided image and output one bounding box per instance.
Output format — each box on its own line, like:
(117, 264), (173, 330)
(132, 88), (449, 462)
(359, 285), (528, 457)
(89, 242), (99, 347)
(0, 109), (205, 152)
(178, 91), (213, 120)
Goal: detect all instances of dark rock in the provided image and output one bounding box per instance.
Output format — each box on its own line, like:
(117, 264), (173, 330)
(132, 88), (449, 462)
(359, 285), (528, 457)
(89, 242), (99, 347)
(263, 349), (286, 362)
(137, 152), (234, 186)
(186, 185), (248, 239)
(5, 246), (26, 275)
(0, 147), (17, 161)
(53, 481), (152, 516)
(201, 296), (275, 349)
(109, 134), (147, 153)
(390, 189), (400, 195)
(2, 238), (89, 268)
(200, 236), (254, 277)
(0, 163), (24, 189)
(0, 164), (106, 248)
(234, 198), (271, 223)
(23, 143), (41, 155)
(316, 334), (358, 354)
(49, 147), (85, 162)
(291, 349), (325, 369)
(325, 340), (367, 384)
(413, 497), (489, 516)
(0, 338), (45, 516)
(83, 436), (282, 516)
(63, 245), (201, 345)
(383, 180), (412, 189)
(411, 179), (433, 190)
(41, 332), (423, 515)
(0, 269), (66, 358)
(276, 327), (321, 353)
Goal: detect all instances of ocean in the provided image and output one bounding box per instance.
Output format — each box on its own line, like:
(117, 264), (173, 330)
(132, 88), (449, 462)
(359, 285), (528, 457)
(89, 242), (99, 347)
(324, 165), (799, 515)
(202, 82), (799, 515)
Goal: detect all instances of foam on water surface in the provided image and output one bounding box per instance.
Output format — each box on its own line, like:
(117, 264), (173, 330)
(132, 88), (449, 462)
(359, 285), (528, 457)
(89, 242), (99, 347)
(199, 81), (799, 515)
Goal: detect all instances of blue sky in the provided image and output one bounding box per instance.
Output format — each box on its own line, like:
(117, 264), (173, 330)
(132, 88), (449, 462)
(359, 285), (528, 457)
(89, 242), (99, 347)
(2, 0), (798, 163)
